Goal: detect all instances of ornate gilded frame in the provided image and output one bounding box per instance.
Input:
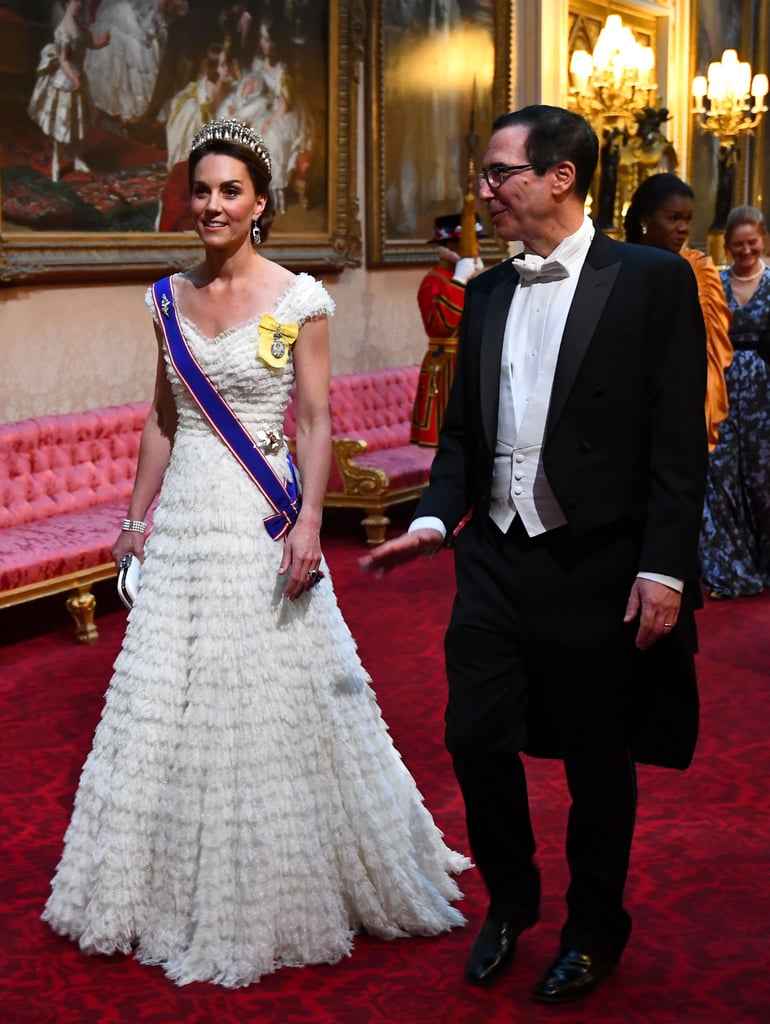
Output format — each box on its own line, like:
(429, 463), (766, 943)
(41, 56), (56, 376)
(0, 0), (362, 284)
(365, 0), (512, 267)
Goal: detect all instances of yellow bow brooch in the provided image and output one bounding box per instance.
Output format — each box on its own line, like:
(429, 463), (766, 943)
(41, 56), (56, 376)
(257, 314), (300, 368)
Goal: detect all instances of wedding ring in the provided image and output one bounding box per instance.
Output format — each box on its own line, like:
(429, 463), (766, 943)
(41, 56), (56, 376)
(307, 569), (318, 581)
(663, 622), (673, 628)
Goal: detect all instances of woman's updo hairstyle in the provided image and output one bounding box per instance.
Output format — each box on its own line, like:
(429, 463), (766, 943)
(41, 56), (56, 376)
(724, 205), (767, 246)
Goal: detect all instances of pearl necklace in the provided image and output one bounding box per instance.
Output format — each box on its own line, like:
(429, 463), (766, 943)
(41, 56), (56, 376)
(729, 263), (765, 282)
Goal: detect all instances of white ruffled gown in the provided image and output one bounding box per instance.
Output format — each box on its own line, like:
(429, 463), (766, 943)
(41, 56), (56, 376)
(84, 0), (167, 122)
(42, 273), (469, 988)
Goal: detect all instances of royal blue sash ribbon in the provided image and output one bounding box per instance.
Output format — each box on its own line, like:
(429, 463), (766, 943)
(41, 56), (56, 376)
(152, 278), (300, 540)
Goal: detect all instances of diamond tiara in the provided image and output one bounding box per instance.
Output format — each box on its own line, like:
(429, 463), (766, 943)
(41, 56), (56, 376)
(189, 118), (272, 175)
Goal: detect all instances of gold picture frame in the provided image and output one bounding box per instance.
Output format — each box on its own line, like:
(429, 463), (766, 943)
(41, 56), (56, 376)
(0, 0), (362, 284)
(365, 0), (511, 267)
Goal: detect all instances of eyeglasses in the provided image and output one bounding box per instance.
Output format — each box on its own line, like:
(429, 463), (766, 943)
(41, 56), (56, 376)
(478, 164), (534, 190)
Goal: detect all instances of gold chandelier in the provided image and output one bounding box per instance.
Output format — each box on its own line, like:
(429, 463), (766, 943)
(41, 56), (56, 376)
(568, 14), (657, 129)
(692, 49), (767, 240)
(692, 49), (768, 144)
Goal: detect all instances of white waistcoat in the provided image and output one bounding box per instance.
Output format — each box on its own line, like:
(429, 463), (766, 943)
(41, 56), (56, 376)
(489, 217), (594, 536)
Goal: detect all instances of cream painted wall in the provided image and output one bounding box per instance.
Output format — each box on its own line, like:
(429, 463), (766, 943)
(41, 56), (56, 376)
(0, 262), (428, 422)
(326, 264), (427, 376)
(1, 282), (158, 420)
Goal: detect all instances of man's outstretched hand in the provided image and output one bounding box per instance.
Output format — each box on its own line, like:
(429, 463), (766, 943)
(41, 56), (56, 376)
(359, 529), (444, 576)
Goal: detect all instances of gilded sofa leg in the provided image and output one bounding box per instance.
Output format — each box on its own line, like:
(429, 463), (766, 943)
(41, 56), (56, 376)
(361, 511), (390, 546)
(66, 585), (99, 644)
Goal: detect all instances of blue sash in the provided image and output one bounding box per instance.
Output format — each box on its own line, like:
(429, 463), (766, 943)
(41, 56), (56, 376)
(152, 277), (300, 541)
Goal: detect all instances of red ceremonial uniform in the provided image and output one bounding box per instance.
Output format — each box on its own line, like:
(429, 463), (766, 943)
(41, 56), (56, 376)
(411, 263), (467, 447)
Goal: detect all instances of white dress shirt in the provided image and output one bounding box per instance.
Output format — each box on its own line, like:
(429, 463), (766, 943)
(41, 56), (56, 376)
(411, 215), (682, 592)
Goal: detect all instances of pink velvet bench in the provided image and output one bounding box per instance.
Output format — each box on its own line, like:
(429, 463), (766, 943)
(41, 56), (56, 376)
(283, 365), (435, 546)
(0, 402), (152, 643)
(0, 368), (432, 642)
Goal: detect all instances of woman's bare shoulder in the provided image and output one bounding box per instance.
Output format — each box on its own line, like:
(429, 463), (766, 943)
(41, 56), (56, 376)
(255, 255), (295, 288)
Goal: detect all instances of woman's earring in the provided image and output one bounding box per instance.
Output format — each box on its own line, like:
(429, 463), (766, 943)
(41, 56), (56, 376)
(641, 224), (648, 236)
(251, 220), (262, 246)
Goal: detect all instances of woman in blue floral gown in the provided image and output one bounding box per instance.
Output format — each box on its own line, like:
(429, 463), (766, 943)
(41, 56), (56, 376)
(700, 206), (770, 598)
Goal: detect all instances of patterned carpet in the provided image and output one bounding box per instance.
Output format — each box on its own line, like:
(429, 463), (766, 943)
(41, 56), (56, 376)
(1, 127), (167, 233)
(1, 511), (768, 1023)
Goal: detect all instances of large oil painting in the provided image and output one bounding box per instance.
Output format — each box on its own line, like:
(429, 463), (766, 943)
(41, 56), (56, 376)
(0, 0), (361, 282)
(366, 0), (511, 266)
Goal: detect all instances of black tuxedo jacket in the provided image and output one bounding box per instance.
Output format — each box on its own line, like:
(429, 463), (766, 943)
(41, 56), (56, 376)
(416, 229), (708, 768)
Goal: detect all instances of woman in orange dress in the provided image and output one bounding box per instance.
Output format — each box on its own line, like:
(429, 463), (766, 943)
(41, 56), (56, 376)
(624, 173), (733, 451)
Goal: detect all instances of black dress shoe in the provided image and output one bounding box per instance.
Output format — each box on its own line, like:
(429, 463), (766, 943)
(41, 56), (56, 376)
(532, 948), (616, 1003)
(464, 912), (538, 987)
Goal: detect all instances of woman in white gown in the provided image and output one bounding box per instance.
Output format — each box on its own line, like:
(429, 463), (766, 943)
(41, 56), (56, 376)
(83, 0), (188, 124)
(42, 117), (469, 989)
(27, 0), (110, 182)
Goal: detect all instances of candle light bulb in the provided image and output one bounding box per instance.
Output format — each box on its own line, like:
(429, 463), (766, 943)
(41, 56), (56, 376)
(751, 72), (768, 100)
(732, 62), (750, 99)
(707, 63), (725, 102)
(569, 48), (592, 92)
(692, 75), (707, 100)
(721, 49), (739, 71)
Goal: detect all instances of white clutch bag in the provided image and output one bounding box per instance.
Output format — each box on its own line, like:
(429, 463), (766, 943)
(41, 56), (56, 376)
(117, 553), (141, 609)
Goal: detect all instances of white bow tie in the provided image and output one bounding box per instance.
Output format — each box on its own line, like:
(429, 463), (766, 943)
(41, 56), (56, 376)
(513, 253), (570, 283)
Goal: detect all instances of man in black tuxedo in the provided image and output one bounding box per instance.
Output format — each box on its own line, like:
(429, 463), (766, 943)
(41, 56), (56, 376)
(362, 106), (707, 1004)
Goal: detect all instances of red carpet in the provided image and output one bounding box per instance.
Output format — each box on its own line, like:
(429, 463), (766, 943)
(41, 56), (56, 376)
(1, 510), (768, 1023)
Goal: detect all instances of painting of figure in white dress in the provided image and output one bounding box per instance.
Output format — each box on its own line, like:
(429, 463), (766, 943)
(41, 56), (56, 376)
(0, 0), (329, 238)
(83, 0), (189, 126)
(27, 0), (111, 183)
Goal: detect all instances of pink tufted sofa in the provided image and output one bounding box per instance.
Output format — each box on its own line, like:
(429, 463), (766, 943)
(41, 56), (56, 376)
(0, 402), (152, 643)
(283, 365), (434, 546)
(0, 368), (432, 641)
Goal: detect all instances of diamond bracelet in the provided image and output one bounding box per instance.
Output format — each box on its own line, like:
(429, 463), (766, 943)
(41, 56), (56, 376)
(122, 518), (147, 534)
